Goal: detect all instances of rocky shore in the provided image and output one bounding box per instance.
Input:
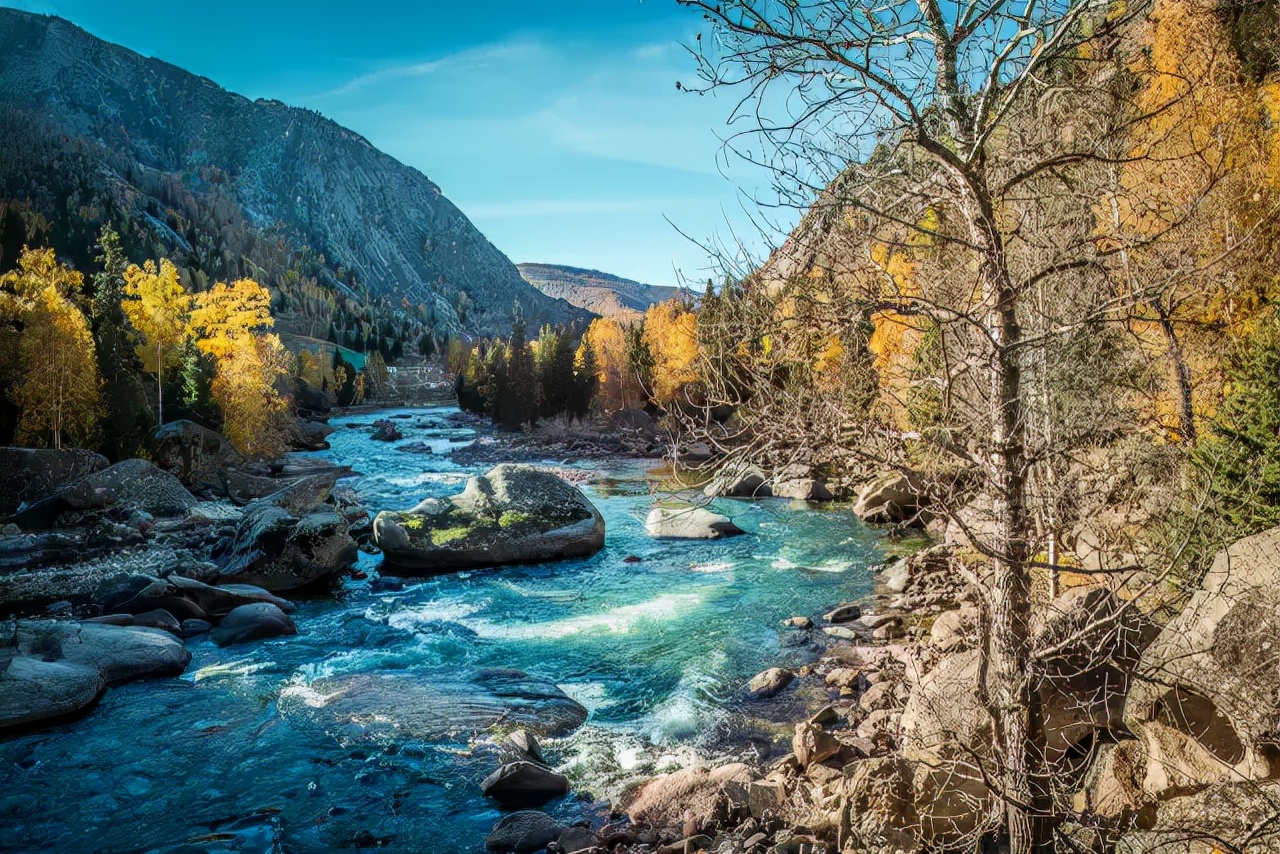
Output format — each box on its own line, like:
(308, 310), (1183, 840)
(506, 533), (1277, 854)
(4, 415), (1276, 853)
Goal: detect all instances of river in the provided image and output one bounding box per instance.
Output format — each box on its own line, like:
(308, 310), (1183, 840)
(0, 406), (886, 853)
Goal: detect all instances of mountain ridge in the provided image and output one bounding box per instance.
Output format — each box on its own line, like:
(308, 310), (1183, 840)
(0, 8), (589, 340)
(517, 262), (682, 322)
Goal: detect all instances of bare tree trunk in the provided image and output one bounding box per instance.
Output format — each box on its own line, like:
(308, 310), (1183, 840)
(1151, 299), (1197, 446)
(157, 340), (164, 429)
(979, 230), (1050, 852)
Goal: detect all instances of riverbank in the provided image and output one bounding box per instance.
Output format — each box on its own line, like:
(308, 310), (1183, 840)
(0, 407), (889, 852)
(6, 408), (1272, 853)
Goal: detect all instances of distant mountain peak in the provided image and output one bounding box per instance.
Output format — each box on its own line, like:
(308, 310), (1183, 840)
(517, 262), (681, 322)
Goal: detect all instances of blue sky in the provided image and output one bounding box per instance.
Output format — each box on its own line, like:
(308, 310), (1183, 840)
(3, 0), (796, 287)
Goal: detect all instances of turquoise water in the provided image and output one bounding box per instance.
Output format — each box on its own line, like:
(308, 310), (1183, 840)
(0, 407), (884, 853)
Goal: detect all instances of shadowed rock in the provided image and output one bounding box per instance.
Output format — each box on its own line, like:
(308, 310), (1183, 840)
(1, 619), (191, 731)
(0, 447), (108, 516)
(211, 602), (297, 646)
(217, 477), (356, 591)
(151, 420), (242, 497)
(481, 761), (570, 808)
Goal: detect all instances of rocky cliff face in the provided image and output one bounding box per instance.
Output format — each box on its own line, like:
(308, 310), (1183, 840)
(517, 262), (681, 322)
(0, 9), (588, 337)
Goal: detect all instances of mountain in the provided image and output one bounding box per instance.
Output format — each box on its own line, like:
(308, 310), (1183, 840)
(517, 263), (682, 323)
(0, 9), (589, 342)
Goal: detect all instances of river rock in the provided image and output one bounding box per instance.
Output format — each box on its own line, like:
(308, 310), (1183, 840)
(0, 447), (109, 516)
(1, 619), (190, 730)
(280, 667), (589, 742)
(481, 761), (570, 808)
(370, 419), (403, 441)
(1122, 527), (1280, 801)
(373, 465), (605, 573)
(793, 720), (841, 768)
(703, 461), (771, 498)
(59, 458), (198, 517)
(211, 603), (297, 646)
(0, 655), (106, 731)
(131, 608), (181, 634)
(852, 471), (927, 524)
(486, 811), (566, 853)
(823, 603), (862, 624)
(151, 420), (243, 497)
(293, 418), (334, 451)
(217, 483), (357, 591)
(624, 763), (753, 829)
(645, 504), (744, 539)
(94, 573), (177, 614)
(772, 466), (833, 501)
(747, 667), (794, 699)
(12, 620), (191, 684)
(166, 575), (294, 617)
(180, 618), (213, 638)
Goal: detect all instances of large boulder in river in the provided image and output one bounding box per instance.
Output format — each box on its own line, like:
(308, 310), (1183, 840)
(1120, 527), (1280, 802)
(292, 419), (334, 451)
(217, 484), (357, 591)
(623, 763), (754, 829)
(486, 812), (566, 853)
(0, 447), (108, 516)
(1, 619), (190, 731)
(482, 761), (571, 808)
(373, 465), (605, 573)
(645, 504), (744, 539)
(151, 420), (242, 497)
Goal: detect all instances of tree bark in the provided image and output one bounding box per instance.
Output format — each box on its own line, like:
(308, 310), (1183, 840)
(1151, 299), (1197, 446)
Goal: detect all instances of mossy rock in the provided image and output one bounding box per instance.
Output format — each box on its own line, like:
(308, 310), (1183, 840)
(372, 464), (605, 574)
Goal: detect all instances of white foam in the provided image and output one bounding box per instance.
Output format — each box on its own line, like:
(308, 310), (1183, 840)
(469, 593), (702, 640)
(385, 600), (483, 632)
(190, 660), (271, 683)
(689, 561), (734, 574)
(279, 681), (343, 708)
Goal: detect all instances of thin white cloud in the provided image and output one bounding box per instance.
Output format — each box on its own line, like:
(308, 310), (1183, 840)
(632, 42), (672, 60)
(315, 37), (546, 99)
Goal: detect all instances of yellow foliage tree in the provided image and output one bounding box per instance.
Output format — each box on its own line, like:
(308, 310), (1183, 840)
(0, 247), (102, 448)
(188, 279), (274, 359)
(210, 334), (292, 458)
(122, 258), (191, 427)
(190, 278), (291, 458)
(583, 316), (645, 411)
(642, 300), (700, 407)
(1104, 0), (1280, 443)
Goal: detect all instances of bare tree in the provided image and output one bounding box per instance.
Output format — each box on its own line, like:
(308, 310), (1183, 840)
(675, 1), (1269, 849)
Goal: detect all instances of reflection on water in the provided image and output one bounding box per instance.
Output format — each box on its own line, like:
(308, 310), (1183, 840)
(0, 406), (885, 853)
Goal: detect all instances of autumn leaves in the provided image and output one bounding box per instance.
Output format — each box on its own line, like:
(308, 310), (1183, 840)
(2, 243), (290, 457)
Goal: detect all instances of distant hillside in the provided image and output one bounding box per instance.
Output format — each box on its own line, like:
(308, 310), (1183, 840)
(517, 263), (681, 322)
(0, 8), (589, 343)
